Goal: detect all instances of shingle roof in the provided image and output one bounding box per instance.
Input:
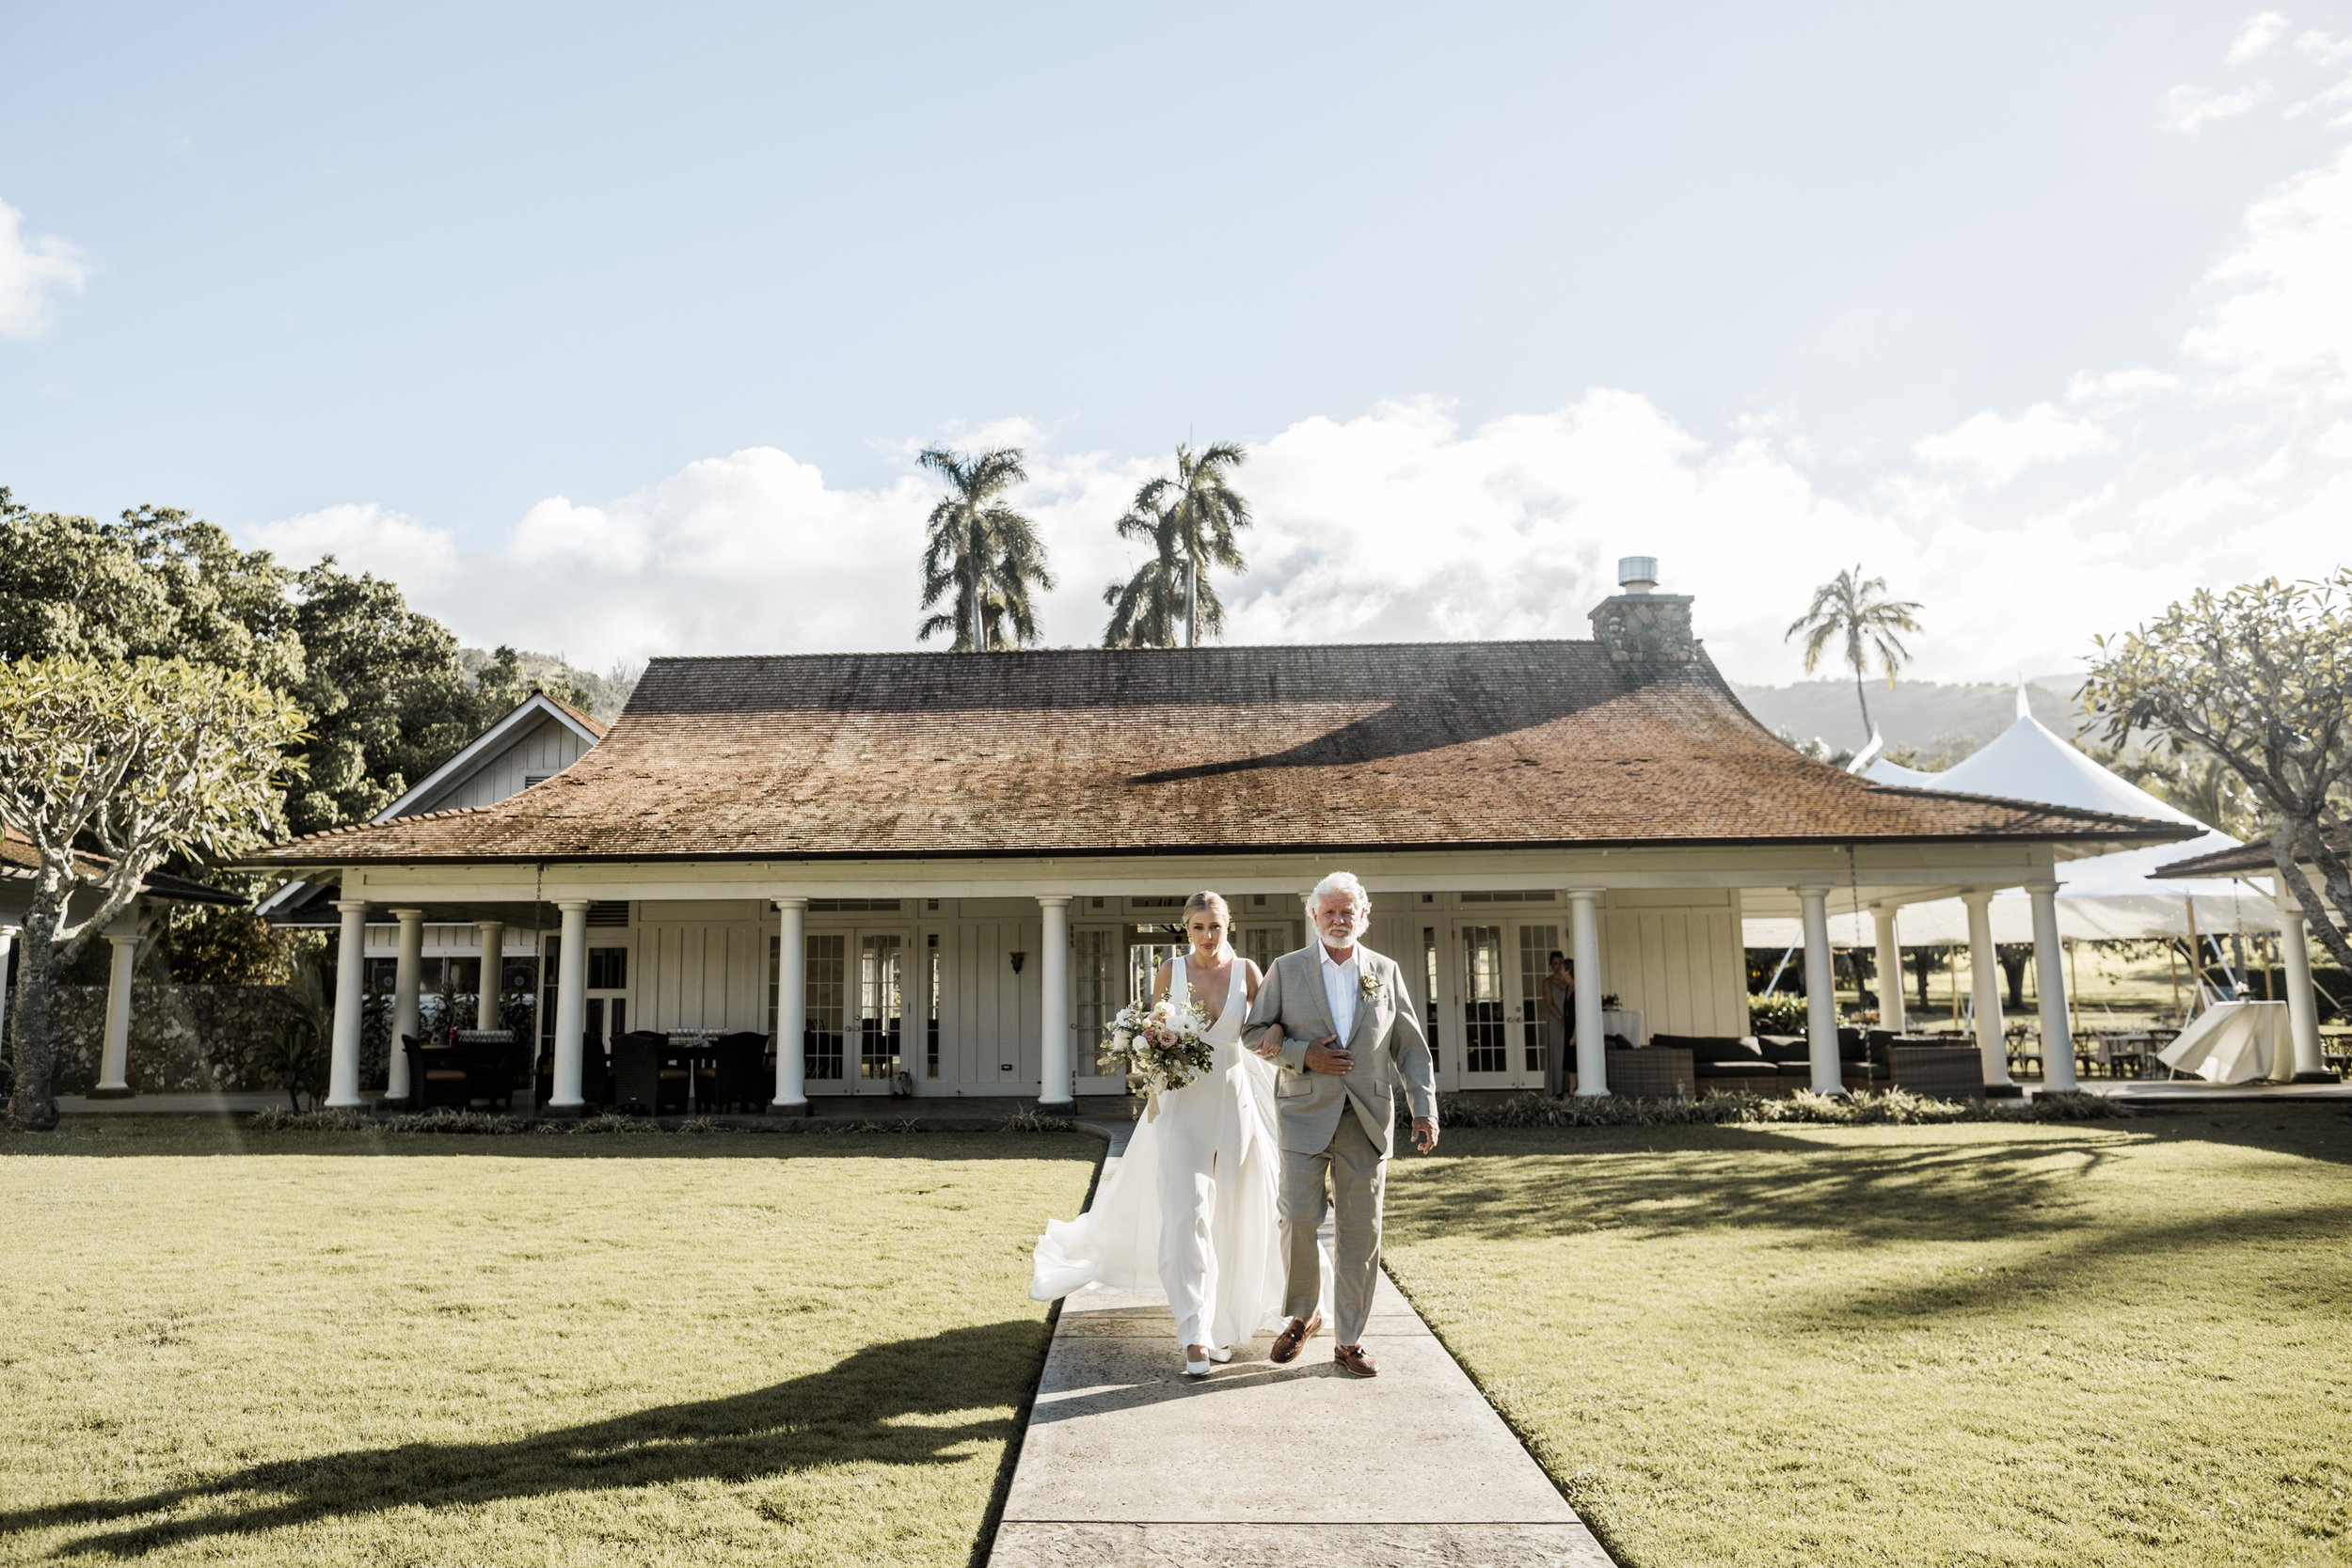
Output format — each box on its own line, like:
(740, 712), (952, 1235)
(3, 829), (246, 905)
(2153, 836), (2339, 879)
(237, 642), (2198, 866)
(536, 689), (608, 739)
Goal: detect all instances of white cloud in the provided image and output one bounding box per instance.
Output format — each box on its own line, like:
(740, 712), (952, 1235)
(0, 198), (89, 339)
(2295, 28), (2352, 67)
(2065, 367), (2183, 406)
(2165, 79), (2274, 132)
(2229, 10), (2291, 65)
(2184, 139), (2352, 393)
(1911, 404), (2116, 487)
(248, 503), (462, 587)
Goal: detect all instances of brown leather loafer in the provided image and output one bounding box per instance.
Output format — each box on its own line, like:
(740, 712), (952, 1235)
(1269, 1313), (1321, 1365)
(1333, 1343), (1379, 1378)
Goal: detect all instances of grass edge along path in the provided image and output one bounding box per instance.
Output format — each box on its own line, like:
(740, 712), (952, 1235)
(1383, 1106), (2352, 1568)
(0, 1122), (1100, 1568)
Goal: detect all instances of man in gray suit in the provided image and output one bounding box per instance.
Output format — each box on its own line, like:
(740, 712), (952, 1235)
(1242, 870), (1438, 1378)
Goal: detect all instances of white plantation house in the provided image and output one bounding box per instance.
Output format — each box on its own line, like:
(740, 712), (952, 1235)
(238, 564), (2193, 1111)
(257, 690), (606, 1038)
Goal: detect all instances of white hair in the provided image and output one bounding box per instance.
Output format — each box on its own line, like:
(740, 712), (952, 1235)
(1305, 871), (1371, 914)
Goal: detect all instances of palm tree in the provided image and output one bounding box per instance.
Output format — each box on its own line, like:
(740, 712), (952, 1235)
(1784, 565), (1924, 741)
(1101, 441), (1251, 649)
(1100, 489), (1186, 649)
(915, 446), (1056, 652)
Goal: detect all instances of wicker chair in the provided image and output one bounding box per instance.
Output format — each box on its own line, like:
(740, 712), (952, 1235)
(405, 1035), (472, 1112)
(695, 1032), (770, 1113)
(612, 1031), (688, 1116)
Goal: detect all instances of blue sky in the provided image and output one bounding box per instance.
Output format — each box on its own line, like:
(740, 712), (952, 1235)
(5, 3), (2348, 683)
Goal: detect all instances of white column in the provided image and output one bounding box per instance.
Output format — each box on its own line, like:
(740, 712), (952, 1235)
(475, 921), (504, 1030)
(1797, 887), (1843, 1094)
(93, 930), (140, 1097)
(388, 909), (426, 1103)
(1038, 895), (1073, 1106)
(2275, 890), (2331, 1082)
(1871, 905), (1906, 1033)
(0, 926), (16, 1059)
(1568, 889), (1608, 1096)
(2027, 882), (2078, 1093)
(1963, 889), (2015, 1093)
(548, 898), (592, 1112)
(326, 897), (370, 1108)
(771, 897), (807, 1112)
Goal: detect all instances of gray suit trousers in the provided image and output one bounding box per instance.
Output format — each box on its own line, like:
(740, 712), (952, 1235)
(1279, 1107), (1386, 1346)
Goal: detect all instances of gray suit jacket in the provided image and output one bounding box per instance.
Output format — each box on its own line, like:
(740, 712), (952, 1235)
(1242, 942), (1438, 1158)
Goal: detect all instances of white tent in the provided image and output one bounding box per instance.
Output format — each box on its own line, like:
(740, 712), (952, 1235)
(1746, 686), (2277, 947)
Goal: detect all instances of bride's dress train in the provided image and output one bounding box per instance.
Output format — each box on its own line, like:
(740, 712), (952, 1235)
(1029, 957), (1320, 1352)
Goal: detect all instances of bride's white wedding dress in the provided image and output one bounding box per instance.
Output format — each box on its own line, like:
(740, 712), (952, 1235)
(1030, 954), (1315, 1354)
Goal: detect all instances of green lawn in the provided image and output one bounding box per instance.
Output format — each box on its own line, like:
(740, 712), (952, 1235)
(0, 1119), (1097, 1567)
(1386, 1106), (2352, 1568)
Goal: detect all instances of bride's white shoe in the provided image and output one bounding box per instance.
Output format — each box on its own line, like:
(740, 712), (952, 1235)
(1184, 1354), (1213, 1377)
(1208, 1346), (1233, 1363)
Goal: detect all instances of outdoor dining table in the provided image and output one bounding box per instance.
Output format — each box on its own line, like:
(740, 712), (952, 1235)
(660, 1032), (722, 1112)
(2157, 1001), (2294, 1085)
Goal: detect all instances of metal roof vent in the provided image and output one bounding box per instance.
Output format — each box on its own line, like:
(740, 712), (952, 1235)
(1617, 556), (1660, 594)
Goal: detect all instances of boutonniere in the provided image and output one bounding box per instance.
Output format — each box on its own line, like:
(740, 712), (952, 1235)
(1359, 969), (1385, 1004)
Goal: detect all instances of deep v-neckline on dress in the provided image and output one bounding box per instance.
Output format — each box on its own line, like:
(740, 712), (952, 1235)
(1180, 957), (1240, 1029)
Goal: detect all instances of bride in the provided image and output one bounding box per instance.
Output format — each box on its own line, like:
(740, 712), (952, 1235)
(1029, 891), (1312, 1375)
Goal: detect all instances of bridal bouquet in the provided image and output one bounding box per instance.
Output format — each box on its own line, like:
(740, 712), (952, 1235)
(1105, 997), (1216, 1117)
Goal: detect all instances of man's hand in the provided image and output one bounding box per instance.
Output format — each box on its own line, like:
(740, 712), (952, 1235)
(1411, 1117), (1439, 1153)
(1302, 1036), (1353, 1074)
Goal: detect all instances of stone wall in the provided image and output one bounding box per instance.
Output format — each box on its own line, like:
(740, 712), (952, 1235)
(44, 985), (358, 1096)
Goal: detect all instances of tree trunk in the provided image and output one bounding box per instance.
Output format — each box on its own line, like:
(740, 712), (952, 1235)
(7, 897), (65, 1132)
(1911, 946), (1934, 1010)
(1185, 557), (1198, 649)
(1997, 945), (2029, 1011)
(2276, 822), (2352, 972)
(1852, 665), (1873, 747)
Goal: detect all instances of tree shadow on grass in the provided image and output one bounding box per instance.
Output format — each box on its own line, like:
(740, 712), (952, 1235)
(0, 1319), (1044, 1560)
(1391, 1125), (2137, 1249)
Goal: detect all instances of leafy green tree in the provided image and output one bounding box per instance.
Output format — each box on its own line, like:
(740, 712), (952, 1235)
(284, 562), (582, 835)
(2083, 571), (2352, 973)
(1785, 565), (1924, 742)
(915, 447), (1055, 651)
(1103, 442), (1251, 649)
(0, 492), (301, 687)
(0, 657), (307, 1129)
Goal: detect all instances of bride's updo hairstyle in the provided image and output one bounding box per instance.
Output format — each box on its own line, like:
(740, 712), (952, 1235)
(1183, 891), (1235, 961)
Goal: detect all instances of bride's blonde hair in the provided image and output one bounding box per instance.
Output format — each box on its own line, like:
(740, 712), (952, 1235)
(1183, 891), (1236, 962)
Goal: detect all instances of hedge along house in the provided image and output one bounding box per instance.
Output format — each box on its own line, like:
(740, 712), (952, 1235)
(237, 562), (2195, 1111)
(252, 689), (605, 1101)
(2, 829), (244, 1095)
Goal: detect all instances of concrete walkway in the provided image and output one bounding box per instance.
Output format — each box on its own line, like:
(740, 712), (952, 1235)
(990, 1129), (1615, 1567)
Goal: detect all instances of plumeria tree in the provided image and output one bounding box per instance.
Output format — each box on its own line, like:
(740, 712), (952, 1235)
(1, 657), (306, 1129)
(2082, 571), (2352, 972)
(1784, 565), (1924, 743)
(915, 447), (1055, 652)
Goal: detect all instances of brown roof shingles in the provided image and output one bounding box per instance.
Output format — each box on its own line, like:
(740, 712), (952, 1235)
(240, 642), (2199, 866)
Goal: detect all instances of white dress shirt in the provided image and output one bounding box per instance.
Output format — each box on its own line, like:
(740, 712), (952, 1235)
(1320, 944), (1360, 1042)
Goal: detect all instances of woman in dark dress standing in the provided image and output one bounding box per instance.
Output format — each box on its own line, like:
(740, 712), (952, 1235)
(1540, 949), (1575, 1098)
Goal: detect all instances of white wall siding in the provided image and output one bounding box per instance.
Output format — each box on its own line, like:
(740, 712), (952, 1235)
(638, 916), (767, 1032)
(433, 717), (593, 812)
(944, 918), (1041, 1093)
(1598, 891), (1745, 1039)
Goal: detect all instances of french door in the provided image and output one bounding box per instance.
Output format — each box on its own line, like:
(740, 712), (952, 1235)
(1448, 919), (1559, 1090)
(805, 927), (910, 1096)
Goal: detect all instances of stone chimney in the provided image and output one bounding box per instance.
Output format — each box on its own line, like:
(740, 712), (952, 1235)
(1588, 555), (1698, 669)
